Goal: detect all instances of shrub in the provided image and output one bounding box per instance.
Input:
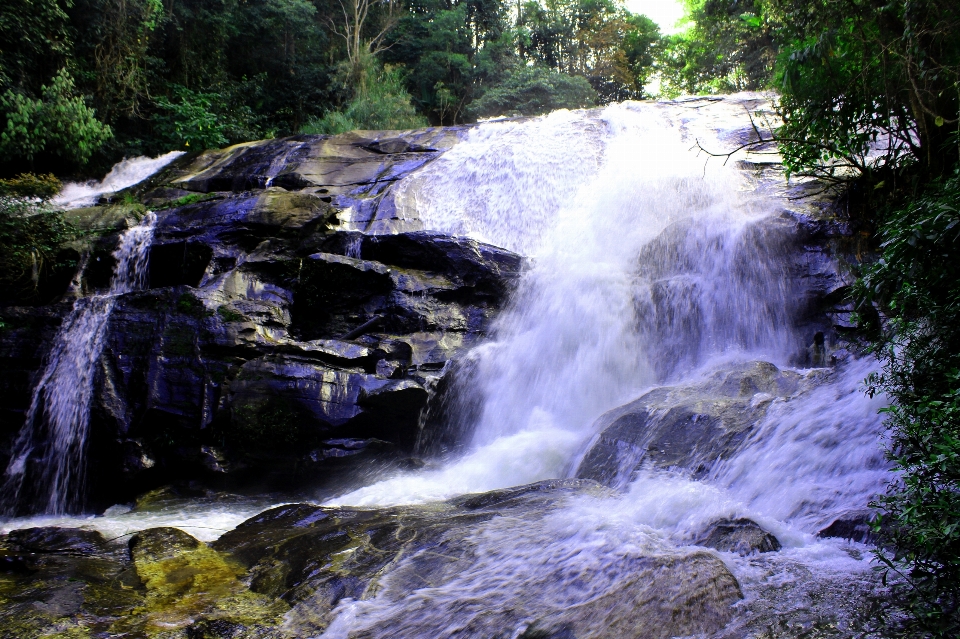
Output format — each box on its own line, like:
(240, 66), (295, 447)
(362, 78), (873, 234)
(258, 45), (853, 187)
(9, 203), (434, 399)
(857, 172), (960, 637)
(0, 173), (61, 200)
(468, 66), (596, 119)
(300, 54), (427, 134)
(0, 196), (76, 301)
(0, 69), (112, 166)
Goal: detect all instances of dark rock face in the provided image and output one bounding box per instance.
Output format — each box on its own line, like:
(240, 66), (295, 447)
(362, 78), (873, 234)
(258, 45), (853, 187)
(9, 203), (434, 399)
(0, 129), (522, 511)
(693, 518), (782, 555)
(817, 509), (879, 544)
(576, 361), (804, 486)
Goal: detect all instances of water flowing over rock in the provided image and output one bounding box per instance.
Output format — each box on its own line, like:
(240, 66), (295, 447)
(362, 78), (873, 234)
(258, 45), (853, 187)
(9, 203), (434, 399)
(0, 96), (893, 638)
(1, 213), (157, 515)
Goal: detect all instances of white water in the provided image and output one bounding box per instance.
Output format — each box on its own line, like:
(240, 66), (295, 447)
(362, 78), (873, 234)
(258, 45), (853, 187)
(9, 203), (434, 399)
(52, 151), (184, 209)
(305, 101), (889, 637)
(332, 102), (805, 507)
(1, 213), (157, 515)
(0, 100), (890, 636)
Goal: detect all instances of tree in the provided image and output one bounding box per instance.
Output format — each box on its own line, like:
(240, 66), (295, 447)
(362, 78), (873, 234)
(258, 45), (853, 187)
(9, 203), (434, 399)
(468, 64), (596, 117)
(0, 69), (112, 167)
(327, 0), (399, 71)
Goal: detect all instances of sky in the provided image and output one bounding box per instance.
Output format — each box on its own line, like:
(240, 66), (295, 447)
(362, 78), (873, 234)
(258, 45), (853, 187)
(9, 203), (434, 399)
(624, 0), (688, 34)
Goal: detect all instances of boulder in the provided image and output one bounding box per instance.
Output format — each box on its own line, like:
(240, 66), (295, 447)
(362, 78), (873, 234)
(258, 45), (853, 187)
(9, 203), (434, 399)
(817, 509), (879, 544)
(693, 518), (782, 555)
(0, 480), (742, 639)
(576, 361), (803, 486)
(210, 479), (742, 638)
(0, 124), (521, 510)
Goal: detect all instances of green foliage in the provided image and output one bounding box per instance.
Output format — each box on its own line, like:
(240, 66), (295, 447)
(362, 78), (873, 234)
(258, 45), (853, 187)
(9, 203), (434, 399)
(1, 0), (670, 169)
(0, 173), (62, 200)
(301, 54), (427, 134)
(0, 69), (112, 166)
(469, 65), (596, 118)
(855, 173), (960, 637)
(771, 0), (960, 180)
(658, 0), (775, 97)
(0, 0), (73, 91)
(153, 85), (261, 151)
(0, 196), (76, 301)
(153, 193), (217, 210)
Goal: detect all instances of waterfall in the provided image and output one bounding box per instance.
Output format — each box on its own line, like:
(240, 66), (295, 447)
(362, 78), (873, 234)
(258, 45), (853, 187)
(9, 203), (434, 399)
(331, 101), (814, 506)
(52, 151), (184, 209)
(308, 102), (888, 638)
(1, 213), (157, 515)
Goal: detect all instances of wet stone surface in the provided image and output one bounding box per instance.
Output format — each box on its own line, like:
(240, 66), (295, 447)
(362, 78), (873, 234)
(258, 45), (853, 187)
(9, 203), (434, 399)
(0, 480), (747, 639)
(0, 128), (522, 510)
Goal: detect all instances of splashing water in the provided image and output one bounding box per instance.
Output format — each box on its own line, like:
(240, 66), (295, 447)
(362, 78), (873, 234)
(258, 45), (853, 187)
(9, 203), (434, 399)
(309, 100), (890, 637)
(332, 102), (806, 507)
(1, 213), (158, 515)
(52, 151), (184, 209)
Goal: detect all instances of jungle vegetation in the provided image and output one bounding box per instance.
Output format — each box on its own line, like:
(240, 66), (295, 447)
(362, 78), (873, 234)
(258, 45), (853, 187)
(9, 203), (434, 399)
(0, 0), (663, 175)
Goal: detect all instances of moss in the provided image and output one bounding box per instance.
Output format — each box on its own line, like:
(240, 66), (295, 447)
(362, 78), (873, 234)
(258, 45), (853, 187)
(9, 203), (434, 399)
(228, 398), (317, 454)
(0, 173), (62, 199)
(117, 193), (147, 217)
(125, 536), (287, 635)
(161, 324), (196, 358)
(175, 292), (211, 318)
(216, 305), (246, 323)
(154, 193), (217, 211)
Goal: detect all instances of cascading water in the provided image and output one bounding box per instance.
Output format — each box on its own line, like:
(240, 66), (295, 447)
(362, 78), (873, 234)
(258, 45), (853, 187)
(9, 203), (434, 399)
(307, 101), (890, 637)
(1, 213), (157, 515)
(0, 99), (892, 637)
(52, 151), (184, 209)
(332, 102), (807, 506)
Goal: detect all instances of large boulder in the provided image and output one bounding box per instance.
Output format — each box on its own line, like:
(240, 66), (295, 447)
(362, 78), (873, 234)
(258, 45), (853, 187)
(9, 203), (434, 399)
(0, 480), (743, 639)
(576, 361), (805, 486)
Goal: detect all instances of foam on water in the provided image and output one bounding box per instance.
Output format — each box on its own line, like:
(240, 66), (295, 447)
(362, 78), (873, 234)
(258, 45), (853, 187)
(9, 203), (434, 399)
(52, 151), (184, 209)
(0, 495), (270, 543)
(308, 100), (889, 637)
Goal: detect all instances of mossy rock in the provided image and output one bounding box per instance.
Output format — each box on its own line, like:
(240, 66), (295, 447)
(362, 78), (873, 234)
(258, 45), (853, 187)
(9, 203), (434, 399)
(126, 527), (288, 635)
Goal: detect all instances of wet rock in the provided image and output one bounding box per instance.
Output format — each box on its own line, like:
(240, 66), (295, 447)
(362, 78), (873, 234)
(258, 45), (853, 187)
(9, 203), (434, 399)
(124, 526), (288, 634)
(7, 526), (108, 556)
(130, 526), (202, 563)
(0, 121), (522, 507)
(576, 361), (804, 486)
(694, 518), (782, 555)
(817, 509), (878, 544)
(0, 480), (743, 639)
(207, 479), (741, 638)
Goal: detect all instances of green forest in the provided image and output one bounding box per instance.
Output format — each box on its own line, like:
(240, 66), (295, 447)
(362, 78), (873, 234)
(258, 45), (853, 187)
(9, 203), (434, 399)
(3, 0), (960, 635)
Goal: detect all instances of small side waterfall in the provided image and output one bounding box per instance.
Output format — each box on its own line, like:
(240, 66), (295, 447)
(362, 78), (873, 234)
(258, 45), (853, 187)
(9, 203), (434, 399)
(52, 151), (184, 209)
(1, 213), (157, 515)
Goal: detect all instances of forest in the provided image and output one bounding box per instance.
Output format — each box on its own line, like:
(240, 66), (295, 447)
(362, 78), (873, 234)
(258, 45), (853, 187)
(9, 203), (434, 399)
(2, 0), (960, 636)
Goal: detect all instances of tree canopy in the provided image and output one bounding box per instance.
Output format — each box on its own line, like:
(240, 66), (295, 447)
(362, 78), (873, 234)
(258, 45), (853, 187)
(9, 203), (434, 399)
(0, 0), (664, 174)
